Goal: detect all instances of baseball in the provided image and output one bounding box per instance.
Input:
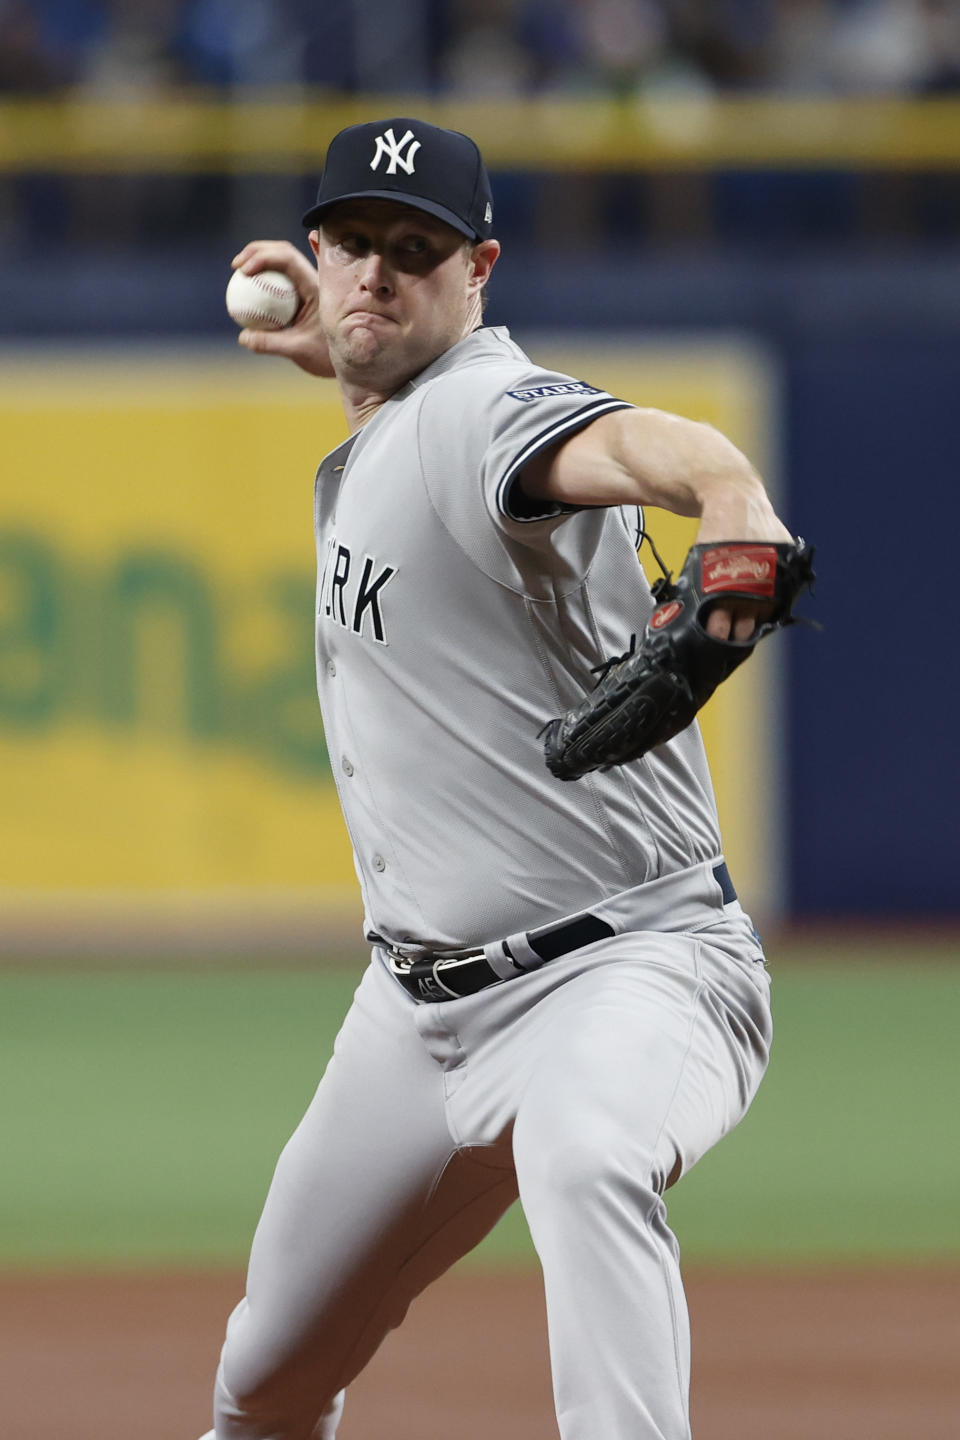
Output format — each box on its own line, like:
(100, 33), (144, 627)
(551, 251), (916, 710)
(226, 268), (299, 330)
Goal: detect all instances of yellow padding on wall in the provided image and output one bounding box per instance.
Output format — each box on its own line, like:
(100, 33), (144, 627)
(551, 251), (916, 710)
(0, 340), (781, 926)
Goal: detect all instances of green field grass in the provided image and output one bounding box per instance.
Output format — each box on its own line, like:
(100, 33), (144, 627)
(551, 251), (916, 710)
(2, 941), (958, 1270)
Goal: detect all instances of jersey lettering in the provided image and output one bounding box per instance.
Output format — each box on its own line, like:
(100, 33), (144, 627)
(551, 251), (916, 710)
(352, 555), (396, 642)
(329, 543), (350, 625)
(319, 537), (396, 644)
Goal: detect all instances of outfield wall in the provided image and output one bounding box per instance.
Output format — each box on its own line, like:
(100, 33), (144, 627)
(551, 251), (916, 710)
(0, 338), (781, 949)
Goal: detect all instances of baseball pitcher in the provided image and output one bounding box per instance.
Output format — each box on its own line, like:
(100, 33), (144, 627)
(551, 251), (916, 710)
(197, 117), (813, 1440)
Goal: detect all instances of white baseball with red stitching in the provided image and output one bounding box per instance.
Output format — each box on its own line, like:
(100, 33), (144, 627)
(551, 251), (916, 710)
(225, 268), (299, 330)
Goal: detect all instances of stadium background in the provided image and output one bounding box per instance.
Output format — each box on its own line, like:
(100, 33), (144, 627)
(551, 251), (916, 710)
(1, 3), (959, 1438)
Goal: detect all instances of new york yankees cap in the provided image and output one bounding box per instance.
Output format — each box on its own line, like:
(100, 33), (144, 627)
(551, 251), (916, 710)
(302, 118), (494, 241)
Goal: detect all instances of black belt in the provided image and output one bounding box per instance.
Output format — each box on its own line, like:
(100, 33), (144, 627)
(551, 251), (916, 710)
(386, 863), (737, 1004)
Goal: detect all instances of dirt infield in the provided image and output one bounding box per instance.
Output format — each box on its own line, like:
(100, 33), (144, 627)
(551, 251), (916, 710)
(2, 1266), (958, 1440)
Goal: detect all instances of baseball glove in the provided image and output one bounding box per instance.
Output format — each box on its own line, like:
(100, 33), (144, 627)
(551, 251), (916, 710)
(542, 539), (815, 781)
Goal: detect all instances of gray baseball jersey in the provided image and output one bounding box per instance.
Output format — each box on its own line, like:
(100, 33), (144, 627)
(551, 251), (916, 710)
(314, 325), (721, 949)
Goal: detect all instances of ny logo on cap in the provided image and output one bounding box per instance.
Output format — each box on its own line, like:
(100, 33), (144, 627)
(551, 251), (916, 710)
(370, 127), (421, 176)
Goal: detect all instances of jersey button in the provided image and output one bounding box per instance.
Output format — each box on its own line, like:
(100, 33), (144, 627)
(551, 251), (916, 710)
(326, 659), (337, 677)
(341, 756), (354, 777)
(372, 853), (386, 872)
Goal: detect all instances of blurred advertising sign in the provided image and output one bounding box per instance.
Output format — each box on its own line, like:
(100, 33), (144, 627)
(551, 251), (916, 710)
(0, 339), (780, 948)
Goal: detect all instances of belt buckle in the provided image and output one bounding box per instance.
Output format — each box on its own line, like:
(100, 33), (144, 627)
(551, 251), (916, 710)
(387, 944), (415, 968)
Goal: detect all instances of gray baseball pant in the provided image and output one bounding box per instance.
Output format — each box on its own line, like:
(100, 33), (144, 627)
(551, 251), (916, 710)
(205, 915), (772, 1440)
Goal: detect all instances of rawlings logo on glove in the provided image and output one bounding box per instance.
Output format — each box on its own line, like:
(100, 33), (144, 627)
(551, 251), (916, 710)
(541, 539), (815, 782)
(701, 545), (778, 593)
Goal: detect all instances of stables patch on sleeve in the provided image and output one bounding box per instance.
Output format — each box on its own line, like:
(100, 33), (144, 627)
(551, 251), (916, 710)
(506, 381), (603, 404)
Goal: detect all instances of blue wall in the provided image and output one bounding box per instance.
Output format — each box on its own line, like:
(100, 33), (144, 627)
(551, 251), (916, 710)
(787, 336), (958, 916)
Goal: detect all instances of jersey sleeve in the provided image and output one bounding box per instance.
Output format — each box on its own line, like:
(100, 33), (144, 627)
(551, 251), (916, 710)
(480, 369), (633, 525)
(417, 358), (635, 594)
(419, 360), (632, 530)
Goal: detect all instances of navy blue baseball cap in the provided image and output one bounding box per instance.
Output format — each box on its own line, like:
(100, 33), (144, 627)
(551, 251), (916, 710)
(302, 118), (494, 241)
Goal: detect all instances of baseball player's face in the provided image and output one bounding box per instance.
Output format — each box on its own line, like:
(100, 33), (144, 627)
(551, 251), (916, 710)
(310, 201), (499, 394)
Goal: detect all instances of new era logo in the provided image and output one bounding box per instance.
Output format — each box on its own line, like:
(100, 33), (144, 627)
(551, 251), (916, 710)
(370, 127), (421, 176)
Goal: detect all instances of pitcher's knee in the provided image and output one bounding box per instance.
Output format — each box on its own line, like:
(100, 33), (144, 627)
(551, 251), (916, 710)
(518, 1128), (662, 1214)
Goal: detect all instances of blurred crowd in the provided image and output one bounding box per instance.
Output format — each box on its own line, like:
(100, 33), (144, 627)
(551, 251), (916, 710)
(2, 0), (959, 98)
(2, 0), (958, 262)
